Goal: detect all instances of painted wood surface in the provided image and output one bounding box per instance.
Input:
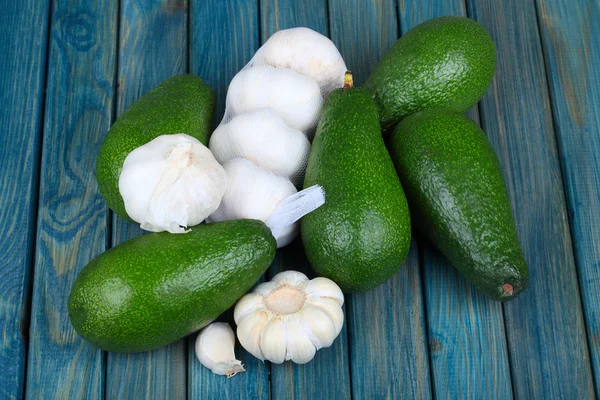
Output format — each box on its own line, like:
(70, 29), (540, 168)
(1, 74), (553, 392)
(536, 0), (600, 395)
(466, 0), (595, 397)
(328, 1), (432, 398)
(187, 2), (268, 399)
(398, 1), (514, 398)
(24, 0), (118, 398)
(0, 1), (50, 399)
(105, 1), (189, 399)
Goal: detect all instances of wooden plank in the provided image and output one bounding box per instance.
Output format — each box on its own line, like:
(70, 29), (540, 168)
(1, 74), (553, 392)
(0, 1), (51, 398)
(188, 1), (267, 398)
(535, 0), (600, 394)
(259, 3), (351, 399)
(24, 1), (118, 398)
(104, 1), (189, 399)
(397, 1), (513, 398)
(328, 1), (432, 398)
(466, 0), (595, 397)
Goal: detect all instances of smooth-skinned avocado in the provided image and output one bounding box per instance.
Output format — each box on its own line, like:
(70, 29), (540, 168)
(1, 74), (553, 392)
(364, 16), (496, 129)
(388, 109), (529, 301)
(301, 80), (411, 293)
(68, 219), (276, 353)
(96, 74), (215, 221)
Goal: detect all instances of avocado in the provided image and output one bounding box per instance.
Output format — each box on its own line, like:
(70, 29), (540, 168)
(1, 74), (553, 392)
(301, 83), (411, 293)
(388, 109), (529, 301)
(96, 74), (214, 221)
(364, 16), (496, 130)
(68, 219), (275, 353)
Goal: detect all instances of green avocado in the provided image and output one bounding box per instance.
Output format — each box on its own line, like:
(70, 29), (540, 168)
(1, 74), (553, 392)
(96, 74), (214, 221)
(364, 16), (496, 130)
(68, 219), (275, 353)
(388, 109), (529, 301)
(301, 84), (411, 293)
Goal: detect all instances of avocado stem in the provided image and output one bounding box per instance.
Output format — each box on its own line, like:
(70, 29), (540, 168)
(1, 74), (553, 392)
(343, 71), (353, 89)
(502, 283), (514, 296)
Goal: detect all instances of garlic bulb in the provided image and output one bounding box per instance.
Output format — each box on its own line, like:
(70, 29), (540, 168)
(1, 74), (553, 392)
(119, 134), (227, 233)
(195, 322), (245, 378)
(249, 27), (348, 97)
(224, 65), (323, 134)
(209, 110), (311, 184)
(234, 271), (344, 364)
(207, 158), (298, 247)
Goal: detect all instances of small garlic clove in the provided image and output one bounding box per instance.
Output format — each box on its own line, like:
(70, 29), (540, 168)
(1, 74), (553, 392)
(259, 318), (287, 364)
(236, 311), (270, 361)
(304, 277), (344, 306)
(306, 297), (344, 336)
(234, 293), (265, 325)
(300, 306), (338, 350)
(253, 281), (278, 298)
(195, 323), (245, 378)
(271, 270), (309, 288)
(285, 316), (317, 364)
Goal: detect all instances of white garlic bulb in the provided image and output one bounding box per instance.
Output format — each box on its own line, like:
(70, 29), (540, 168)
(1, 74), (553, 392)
(195, 322), (245, 378)
(209, 110), (311, 185)
(207, 158), (298, 247)
(249, 27), (348, 97)
(224, 65), (323, 134)
(119, 134), (227, 233)
(234, 271), (344, 364)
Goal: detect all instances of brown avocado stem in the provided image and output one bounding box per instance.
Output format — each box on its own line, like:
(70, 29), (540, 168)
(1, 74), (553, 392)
(502, 283), (514, 296)
(343, 71), (353, 89)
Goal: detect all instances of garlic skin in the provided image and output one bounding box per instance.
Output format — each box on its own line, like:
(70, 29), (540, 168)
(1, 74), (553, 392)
(207, 158), (298, 247)
(195, 322), (245, 378)
(209, 110), (311, 185)
(119, 134), (227, 233)
(234, 271), (344, 364)
(249, 27), (348, 97)
(224, 65), (323, 134)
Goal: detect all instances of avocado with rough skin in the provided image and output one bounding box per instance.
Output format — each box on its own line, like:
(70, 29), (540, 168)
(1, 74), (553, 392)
(68, 219), (276, 353)
(388, 109), (529, 301)
(301, 85), (411, 293)
(364, 16), (496, 130)
(96, 74), (214, 221)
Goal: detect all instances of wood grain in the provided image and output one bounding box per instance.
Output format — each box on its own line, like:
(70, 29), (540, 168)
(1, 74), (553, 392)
(536, 0), (600, 395)
(328, 1), (432, 398)
(0, 1), (51, 399)
(188, 1), (267, 398)
(467, 0), (595, 396)
(105, 0), (189, 398)
(24, 1), (118, 398)
(397, 1), (514, 398)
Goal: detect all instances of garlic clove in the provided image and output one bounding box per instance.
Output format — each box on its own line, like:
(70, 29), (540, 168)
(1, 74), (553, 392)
(300, 306), (338, 350)
(253, 281), (279, 298)
(271, 270), (309, 288)
(233, 293), (265, 325)
(236, 311), (269, 361)
(259, 318), (287, 364)
(306, 297), (344, 336)
(195, 322), (245, 378)
(285, 316), (317, 364)
(119, 134), (227, 233)
(304, 277), (345, 306)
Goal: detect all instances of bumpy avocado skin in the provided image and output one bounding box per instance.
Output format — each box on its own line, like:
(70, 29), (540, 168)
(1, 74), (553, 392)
(364, 16), (496, 129)
(96, 74), (215, 221)
(301, 88), (411, 293)
(68, 219), (275, 353)
(389, 109), (529, 301)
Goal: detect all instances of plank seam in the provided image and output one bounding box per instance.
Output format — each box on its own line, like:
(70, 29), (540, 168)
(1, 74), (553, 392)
(531, 0), (599, 396)
(417, 240), (437, 400)
(21, 0), (54, 397)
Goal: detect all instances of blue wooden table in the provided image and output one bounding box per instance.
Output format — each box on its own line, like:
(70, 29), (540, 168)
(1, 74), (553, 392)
(1, 0), (599, 398)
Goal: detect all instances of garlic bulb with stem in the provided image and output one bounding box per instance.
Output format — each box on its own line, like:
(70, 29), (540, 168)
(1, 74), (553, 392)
(248, 27), (348, 98)
(195, 322), (245, 378)
(118, 134), (227, 233)
(209, 109), (311, 185)
(234, 270), (344, 364)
